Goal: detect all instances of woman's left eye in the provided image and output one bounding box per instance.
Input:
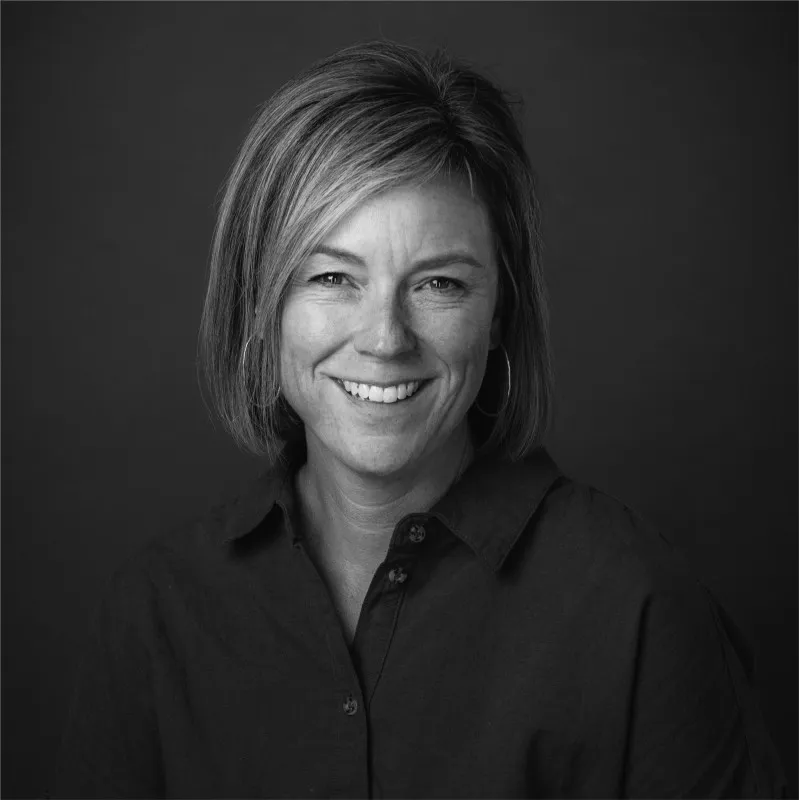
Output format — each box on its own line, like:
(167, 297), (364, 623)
(311, 272), (347, 286)
(424, 277), (462, 292)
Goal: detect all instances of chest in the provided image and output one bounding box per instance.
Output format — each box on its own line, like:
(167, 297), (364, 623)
(151, 526), (635, 798)
(153, 573), (626, 800)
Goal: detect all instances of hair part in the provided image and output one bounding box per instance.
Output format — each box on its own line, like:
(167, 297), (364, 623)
(198, 39), (554, 463)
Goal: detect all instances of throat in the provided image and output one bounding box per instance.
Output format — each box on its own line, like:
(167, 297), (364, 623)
(295, 464), (398, 570)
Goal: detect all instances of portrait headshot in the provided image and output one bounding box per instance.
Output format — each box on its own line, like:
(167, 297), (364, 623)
(2, 2), (796, 798)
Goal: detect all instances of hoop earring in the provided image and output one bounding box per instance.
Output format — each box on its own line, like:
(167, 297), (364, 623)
(241, 335), (253, 369)
(474, 344), (511, 418)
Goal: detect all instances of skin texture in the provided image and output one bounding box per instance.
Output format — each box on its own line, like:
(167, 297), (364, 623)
(279, 177), (501, 637)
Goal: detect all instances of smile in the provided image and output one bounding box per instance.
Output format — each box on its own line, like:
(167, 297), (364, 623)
(334, 379), (427, 404)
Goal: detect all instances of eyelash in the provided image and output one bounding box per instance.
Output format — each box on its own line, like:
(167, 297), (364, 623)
(310, 273), (463, 292)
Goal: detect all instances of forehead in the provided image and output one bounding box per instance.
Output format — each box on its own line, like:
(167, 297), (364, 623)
(321, 178), (494, 256)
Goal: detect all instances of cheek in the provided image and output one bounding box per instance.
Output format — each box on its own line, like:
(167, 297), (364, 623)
(279, 303), (354, 404)
(420, 310), (493, 369)
(281, 303), (340, 362)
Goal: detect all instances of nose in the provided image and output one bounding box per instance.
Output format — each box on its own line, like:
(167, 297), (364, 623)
(352, 289), (417, 359)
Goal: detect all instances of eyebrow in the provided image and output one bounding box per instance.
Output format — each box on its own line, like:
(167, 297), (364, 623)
(310, 245), (485, 270)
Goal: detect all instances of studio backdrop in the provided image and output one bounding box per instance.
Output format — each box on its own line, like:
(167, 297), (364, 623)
(2, 2), (796, 797)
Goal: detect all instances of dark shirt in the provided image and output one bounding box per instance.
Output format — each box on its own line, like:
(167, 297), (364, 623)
(51, 444), (787, 798)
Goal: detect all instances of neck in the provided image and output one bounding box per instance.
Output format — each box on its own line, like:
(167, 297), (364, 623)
(296, 427), (474, 575)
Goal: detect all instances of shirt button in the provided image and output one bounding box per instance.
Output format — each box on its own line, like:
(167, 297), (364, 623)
(408, 523), (426, 543)
(388, 567), (408, 584)
(343, 694), (358, 715)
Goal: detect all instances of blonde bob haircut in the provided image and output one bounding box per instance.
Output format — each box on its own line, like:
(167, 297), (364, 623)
(198, 39), (554, 463)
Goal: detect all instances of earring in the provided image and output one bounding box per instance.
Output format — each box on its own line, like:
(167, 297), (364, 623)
(241, 335), (253, 369)
(474, 343), (511, 418)
(241, 336), (282, 407)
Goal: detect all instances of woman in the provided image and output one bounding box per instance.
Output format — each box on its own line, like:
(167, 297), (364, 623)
(52, 40), (787, 798)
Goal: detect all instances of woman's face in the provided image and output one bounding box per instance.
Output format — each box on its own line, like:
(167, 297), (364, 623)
(280, 177), (501, 478)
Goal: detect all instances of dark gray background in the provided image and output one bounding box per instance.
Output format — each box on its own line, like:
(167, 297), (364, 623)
(3, 2), (796, 797)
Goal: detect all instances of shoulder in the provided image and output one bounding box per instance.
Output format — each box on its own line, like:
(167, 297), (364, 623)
(520, 474), (760, 696)
(534, 477), (694, 583)
(520, 474), (723, 635)
(94, 472), (283, 633)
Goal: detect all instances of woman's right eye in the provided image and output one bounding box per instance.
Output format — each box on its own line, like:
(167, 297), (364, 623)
(311, 272), (347, 286)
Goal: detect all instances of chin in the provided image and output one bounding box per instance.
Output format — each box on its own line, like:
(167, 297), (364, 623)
(337, 438), (421, 478)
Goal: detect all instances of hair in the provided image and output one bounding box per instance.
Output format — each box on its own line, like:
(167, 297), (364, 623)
(198, 39), (554, 463)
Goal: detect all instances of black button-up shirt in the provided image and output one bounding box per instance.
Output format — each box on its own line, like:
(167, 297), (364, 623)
(51, 445), (787, 798)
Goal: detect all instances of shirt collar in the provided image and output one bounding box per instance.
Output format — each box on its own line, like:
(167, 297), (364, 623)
(427, 445), (562, 572)
(222, 437), (563, 574)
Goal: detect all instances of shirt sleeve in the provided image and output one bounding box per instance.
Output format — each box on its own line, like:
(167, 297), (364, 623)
(623, 580), (788, 798)
(49, 568), (165, 798)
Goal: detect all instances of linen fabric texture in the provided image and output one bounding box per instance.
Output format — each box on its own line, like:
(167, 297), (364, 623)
(51, 442), (788, 798)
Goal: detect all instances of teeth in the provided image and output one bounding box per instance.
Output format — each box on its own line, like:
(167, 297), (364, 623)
(340, 380), (421, 403)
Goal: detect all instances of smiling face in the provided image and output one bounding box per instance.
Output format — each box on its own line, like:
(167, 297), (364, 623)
(279, 177), (501, 479)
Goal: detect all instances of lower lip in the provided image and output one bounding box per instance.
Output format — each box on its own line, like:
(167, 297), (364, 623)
(332, 379), (429, 408)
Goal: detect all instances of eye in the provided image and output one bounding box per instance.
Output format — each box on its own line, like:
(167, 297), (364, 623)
(311, 272), (348, 287)
(424, 277), (462, 292)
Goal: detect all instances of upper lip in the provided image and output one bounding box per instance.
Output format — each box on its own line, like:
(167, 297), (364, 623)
(332, 377), (428, 388)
